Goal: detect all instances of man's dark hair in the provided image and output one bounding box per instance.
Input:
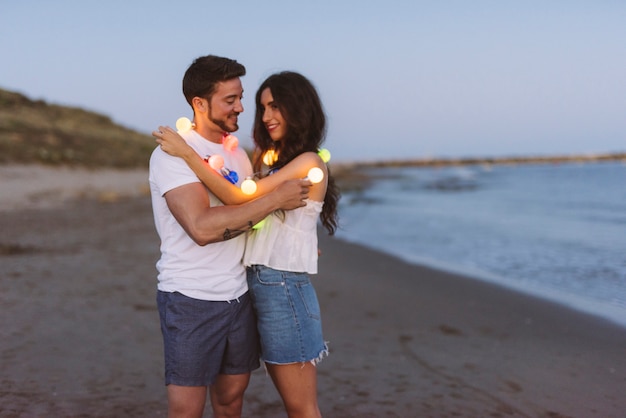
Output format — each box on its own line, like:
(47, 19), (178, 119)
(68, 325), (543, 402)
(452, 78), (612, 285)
(182, 55), (246, 105)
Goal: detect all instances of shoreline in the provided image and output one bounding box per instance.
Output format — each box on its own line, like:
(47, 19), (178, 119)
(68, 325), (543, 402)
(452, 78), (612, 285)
(334, 235), (626, 333)
(1, 167), (625, 416)
(315, 231), (626, 417)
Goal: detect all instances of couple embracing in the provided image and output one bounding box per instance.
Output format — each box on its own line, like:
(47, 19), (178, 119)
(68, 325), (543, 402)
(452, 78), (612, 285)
(149, 54), (339, 418)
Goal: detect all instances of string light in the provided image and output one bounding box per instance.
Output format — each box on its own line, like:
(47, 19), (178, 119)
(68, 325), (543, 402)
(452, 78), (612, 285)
(241, 177), (258, 195)
(242, 147), (331, 194)
(182, 125), (330, 196)
(176, 117), (194, 133)
(262, 148), (329, 167)
(252, 218), (267, 230)
(175, 116), (238, 152)
(204, 154), (239, 184)
(222, 133), (239, 151)
(173, 117), (332, 227)
(305, 167), (324, 183)
(207, 155), (224, 171)
(262, 149), (278, 166)
(240, 166), (325, 196)
(245, 149), (331, 230)
(317, 148), (331, 163)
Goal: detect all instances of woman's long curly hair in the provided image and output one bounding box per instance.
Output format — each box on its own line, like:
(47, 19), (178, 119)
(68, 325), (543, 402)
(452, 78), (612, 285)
(252, 71), (339, 235)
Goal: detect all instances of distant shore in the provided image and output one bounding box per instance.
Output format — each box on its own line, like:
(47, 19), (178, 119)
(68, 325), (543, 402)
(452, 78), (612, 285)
(328, 151), (626, 192)
(333, 151), (626, 171)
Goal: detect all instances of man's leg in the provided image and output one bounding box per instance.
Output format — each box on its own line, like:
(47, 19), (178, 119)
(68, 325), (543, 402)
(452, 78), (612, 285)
(167, 385), (207, 418)
(209, 373), (252, 418)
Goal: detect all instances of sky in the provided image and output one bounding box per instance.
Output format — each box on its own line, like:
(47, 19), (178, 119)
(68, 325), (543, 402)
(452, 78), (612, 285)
(1, 1), (625, 163)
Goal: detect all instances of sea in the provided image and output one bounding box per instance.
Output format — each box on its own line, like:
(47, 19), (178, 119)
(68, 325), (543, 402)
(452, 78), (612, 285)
(335, 160), (626, 329)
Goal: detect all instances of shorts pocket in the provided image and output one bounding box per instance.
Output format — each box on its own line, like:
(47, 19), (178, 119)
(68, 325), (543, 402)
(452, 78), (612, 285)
(296, 280), (321, 320)
(254, 267), (285, 286)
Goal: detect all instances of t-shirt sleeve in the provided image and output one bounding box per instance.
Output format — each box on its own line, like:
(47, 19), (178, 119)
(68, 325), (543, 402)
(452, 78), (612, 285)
(149, 148), (200, 197)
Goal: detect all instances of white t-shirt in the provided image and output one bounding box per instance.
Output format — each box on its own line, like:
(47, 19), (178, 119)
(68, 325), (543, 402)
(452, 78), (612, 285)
(149, 130), (253, 301)
(244, 199), (323, 274)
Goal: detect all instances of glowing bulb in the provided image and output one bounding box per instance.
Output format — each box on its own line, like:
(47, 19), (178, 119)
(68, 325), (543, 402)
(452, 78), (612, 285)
(262, 149), (277, 166)
(318, 148), (331, 163)
(208, 155), (224, 171)
(241, 178), (257, 195)
(176, 117), (193, 133)
(306, 167), (324, 184)
(222, 134), (239, 151)
(252, 218), (267, 230)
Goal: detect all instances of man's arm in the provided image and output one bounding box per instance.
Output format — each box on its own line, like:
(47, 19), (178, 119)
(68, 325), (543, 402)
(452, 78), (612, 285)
(165, 178), (311, 245)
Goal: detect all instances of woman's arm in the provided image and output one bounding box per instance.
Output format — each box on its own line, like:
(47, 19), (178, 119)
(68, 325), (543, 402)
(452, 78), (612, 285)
(254, 151), (328, 202)
(153, 126), (253, 205)
(153, 126), (326, 203)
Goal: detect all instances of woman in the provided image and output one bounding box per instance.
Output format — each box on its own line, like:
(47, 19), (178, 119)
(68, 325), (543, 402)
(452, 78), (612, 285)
(154, 71), (339, 418)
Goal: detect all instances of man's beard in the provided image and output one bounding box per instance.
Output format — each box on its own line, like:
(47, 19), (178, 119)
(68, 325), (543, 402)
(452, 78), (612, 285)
(208, 102), (239, 133)
(210, 115), (239, 133)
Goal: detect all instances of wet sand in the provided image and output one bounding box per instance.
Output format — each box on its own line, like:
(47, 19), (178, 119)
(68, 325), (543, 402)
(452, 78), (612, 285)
(1, 166), (625, 417)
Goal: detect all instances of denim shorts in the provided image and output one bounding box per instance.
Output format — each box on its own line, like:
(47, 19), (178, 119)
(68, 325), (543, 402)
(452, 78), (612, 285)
(157, 290), (260, 386)
(247, 265), (328, 365)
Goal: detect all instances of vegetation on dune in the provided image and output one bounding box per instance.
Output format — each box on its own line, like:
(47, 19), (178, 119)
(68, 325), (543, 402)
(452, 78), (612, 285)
(0, 88), (155, 168)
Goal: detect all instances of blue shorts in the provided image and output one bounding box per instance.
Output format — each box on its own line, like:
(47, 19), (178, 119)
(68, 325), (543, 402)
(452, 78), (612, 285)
(247, 265), (328, 365)
(157, 290), (260, 386)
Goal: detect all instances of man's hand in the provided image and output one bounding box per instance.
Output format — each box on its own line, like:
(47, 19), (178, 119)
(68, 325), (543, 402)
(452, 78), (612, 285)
(272, 178), (312, 210)
(153, 126), (195, 159)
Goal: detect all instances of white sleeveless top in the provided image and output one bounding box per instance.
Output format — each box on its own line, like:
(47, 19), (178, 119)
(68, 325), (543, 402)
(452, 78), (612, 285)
(243, 199), (323, 274)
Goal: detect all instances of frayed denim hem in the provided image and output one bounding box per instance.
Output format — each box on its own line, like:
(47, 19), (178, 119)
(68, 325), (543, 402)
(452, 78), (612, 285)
(262, 341), (330, 368)
(309, 342), (330, 366)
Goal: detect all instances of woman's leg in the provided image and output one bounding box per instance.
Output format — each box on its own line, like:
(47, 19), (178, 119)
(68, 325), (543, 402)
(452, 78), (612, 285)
(266, 362), (322, 418)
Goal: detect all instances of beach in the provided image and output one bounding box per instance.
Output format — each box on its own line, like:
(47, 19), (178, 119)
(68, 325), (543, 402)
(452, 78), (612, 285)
(1, 166), (625, 417)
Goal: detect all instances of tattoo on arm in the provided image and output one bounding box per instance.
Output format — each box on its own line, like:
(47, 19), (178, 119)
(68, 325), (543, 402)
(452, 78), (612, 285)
(222, 221), (255, 241)
(223, 228), (244, 240)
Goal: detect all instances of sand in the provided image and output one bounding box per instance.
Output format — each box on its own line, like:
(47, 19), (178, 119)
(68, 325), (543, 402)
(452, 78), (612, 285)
(0, 165), (150, 212)
(1, 165), (625, 417)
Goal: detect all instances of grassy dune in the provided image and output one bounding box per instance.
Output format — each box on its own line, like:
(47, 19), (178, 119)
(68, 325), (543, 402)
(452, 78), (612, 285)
(0, 88), (154, 168)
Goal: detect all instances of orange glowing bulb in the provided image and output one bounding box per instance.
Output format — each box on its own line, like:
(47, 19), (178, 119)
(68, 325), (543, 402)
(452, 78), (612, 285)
(262, 149), (277, 166)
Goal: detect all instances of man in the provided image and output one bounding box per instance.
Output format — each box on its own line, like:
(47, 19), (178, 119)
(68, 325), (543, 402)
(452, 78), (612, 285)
(149, 55), (310, 418)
